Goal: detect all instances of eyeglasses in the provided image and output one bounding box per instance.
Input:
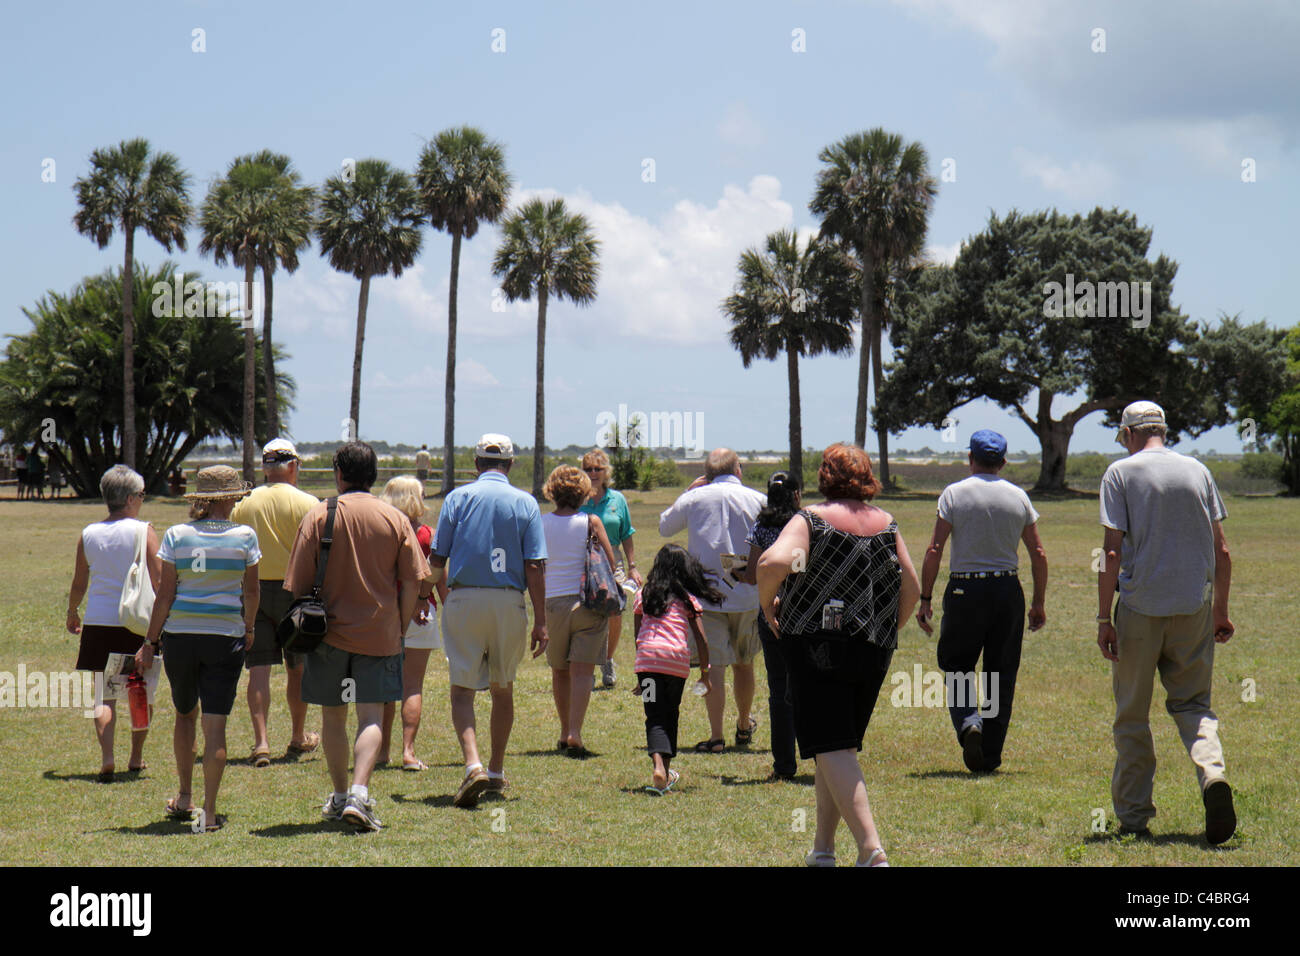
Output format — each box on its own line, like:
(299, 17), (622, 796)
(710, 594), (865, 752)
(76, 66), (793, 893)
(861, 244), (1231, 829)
(583, 467), (603, 473)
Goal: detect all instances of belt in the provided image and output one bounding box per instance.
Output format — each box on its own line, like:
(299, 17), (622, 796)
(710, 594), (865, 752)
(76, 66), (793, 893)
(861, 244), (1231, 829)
(949, 570), (1018, 580)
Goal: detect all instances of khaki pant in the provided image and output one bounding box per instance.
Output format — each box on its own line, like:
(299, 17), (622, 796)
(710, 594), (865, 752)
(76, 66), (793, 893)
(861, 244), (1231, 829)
(1111, 600), (1226, 830)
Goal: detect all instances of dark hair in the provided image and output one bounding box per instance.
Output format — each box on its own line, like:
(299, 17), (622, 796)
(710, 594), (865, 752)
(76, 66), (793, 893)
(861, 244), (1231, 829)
(818, 442), (882, 500)
(640, 543), (724, 619)
(333, 441), (378, 490)
(755, 471), (801, 530)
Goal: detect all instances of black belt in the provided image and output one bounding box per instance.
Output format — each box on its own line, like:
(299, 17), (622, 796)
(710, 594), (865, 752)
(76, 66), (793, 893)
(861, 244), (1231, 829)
(949, 570), (1018, 580)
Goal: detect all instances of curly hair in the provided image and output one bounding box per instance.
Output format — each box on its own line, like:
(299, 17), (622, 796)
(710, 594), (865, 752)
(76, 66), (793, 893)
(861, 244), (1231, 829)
(580, 449), (611, 488)
(818, 442), (882, 501)
(543, 465), (592, 509)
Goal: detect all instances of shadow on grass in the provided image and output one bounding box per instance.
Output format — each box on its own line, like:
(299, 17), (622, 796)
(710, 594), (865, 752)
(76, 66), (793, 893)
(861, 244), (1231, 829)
(906, 769), (1023, 780)
(717, 773), (814, 787)
(250, 821), (349, 838)
(97, 821), (196, 837)
(43, 769), (152, 784)
(1085, 830), (1238, 850)
(390, 791), (471, 809)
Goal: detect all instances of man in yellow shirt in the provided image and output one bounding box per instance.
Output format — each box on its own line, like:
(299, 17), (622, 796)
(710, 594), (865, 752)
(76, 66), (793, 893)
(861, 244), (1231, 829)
(231, 439), (321, 764)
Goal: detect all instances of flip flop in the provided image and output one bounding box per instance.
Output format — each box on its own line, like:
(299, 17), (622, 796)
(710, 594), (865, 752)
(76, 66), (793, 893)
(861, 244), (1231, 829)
(165, 795), (195, 821)
(201, 814), (227, 833)
(693, 738), (725, 754)
(663, 769), (680, 793)
(251, 748), (271, 768)
(402, 759), (427, 772)
(286, 732), (320, 756)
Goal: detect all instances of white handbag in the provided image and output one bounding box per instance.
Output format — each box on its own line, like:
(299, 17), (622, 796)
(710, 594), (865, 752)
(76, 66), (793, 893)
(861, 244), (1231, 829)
(118, 521), (155, 636)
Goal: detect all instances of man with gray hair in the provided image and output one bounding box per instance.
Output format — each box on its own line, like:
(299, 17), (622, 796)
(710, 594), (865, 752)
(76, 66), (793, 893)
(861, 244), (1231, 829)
(659, 447), (766, 752)
(231, 439), (320, 764)
(1097, 401), (1236, 844)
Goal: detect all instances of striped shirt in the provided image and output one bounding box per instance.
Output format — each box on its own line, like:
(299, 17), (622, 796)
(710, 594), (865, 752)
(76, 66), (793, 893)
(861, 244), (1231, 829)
(158, 520), (261, 637)
(632, 591), (703, 679)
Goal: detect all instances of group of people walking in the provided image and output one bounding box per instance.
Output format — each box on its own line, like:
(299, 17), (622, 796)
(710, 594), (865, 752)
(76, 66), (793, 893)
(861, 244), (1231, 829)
(64, 399), (1238, 859)
(11, 444), (63, 499)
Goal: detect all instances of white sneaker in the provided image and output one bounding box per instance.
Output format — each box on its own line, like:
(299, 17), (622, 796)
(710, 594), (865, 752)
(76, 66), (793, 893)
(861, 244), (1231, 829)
(321, 792), (347, 821)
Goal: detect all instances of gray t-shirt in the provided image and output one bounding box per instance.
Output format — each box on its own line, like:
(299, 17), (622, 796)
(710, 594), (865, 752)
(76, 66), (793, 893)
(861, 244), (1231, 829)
(1099, 447), (1227, 617)
(937, 474), (1039, 573)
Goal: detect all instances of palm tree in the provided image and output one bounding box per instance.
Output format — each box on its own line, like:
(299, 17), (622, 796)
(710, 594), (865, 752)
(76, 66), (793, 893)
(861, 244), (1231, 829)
(810, 128), (937, 485)
(492, 198), (599, 497)
(416, 127), (512, 495)
(724, 230), (857, 480)
(249, 151), (314, 439)
(317, 159), (424, 438)
(73, 139), (191, 469)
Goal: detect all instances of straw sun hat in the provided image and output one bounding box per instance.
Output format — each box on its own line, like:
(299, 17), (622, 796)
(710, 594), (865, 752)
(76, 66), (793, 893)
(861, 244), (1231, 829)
(184, 465), (252, 500)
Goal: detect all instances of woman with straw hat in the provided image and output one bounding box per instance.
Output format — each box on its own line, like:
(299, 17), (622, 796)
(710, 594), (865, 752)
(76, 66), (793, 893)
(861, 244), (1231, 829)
(137, 465), (261, 832)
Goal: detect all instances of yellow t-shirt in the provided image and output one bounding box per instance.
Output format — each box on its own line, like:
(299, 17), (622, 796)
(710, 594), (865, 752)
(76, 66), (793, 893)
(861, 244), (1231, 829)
(231, 482), (320, 580)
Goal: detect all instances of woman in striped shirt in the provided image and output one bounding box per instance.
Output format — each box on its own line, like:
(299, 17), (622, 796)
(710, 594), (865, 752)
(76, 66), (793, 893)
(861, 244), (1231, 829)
(631, 544), (722, 794)
(138, 466), (260, 832)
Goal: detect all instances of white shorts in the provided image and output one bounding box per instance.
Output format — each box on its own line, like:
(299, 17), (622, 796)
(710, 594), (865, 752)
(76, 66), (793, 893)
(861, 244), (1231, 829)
(405, 607), (443, 650)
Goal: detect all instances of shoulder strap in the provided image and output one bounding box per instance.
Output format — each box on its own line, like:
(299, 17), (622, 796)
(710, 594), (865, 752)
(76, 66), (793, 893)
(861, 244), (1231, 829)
(310, 498), (338, 597)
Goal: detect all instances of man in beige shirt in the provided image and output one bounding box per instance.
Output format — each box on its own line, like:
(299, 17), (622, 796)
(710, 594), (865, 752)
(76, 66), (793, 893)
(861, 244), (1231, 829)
(284, 441), (431, 832)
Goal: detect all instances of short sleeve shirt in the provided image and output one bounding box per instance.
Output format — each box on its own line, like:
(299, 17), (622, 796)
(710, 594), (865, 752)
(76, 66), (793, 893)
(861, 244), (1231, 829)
(937, 474), (1039, 573)
(1100, 447), (1227, 616)
(283, 492), (429, 656)
(158, 520), (261, 637)
(231, 482), (320, 581)
(580, 488), (635, 548)
(433, 471), (547, 590)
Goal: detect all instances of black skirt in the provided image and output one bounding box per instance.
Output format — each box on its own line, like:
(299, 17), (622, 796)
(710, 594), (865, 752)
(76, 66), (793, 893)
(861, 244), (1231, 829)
(785, 629), (894, 759)
(76, 624), (144, 672)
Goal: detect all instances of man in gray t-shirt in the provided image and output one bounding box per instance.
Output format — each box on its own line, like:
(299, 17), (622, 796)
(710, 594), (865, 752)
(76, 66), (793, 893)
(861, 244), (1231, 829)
(1096, 401), (1236, 845)
(918, 430), (1048, 773)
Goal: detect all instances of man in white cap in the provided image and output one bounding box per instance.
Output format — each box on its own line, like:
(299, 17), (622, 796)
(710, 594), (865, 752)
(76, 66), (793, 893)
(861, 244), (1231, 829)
(1097, 401), (1236, 844)
(430, 434), (548, 807)
(231, 439), (321, 764)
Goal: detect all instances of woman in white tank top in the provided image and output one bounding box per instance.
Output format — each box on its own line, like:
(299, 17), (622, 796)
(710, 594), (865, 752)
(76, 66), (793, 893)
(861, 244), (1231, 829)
(66, 465), (162, 782)
(541, 467), (617, 757)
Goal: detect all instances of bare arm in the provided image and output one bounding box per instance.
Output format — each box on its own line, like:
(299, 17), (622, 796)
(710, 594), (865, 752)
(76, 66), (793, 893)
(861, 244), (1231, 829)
(525, 559), (548, 658)
(137, 563), (178, 672)
(397, 577), (418, 639)
(145, 525), (162, 592)
(1212, 521), (1233, 643)
(66, 537), (89, 635)
(688, 612), (711, 690)
(894, 526), (920, 629)
(1021, 521), (1048, 631)
(737, 540), (762, 586)
(916, 517), (951, 635)
(622, 535), (641, 587)
(242, 564), (260, 647)
(1096, 526), (1125, 661)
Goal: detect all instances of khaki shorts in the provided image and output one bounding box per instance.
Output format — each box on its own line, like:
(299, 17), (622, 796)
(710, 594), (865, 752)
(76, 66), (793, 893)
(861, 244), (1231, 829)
(695, 609), (760, 668)
(545, 596), (608, 669)
(442, 587), (527, 690)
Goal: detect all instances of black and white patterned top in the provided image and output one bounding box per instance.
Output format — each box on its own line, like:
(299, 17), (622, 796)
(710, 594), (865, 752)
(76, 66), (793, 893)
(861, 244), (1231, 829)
(778, 510), (902, 649)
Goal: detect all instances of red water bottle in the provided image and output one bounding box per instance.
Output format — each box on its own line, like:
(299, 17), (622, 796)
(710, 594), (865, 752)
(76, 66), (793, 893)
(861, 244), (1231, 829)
(126, 672), (150, 731)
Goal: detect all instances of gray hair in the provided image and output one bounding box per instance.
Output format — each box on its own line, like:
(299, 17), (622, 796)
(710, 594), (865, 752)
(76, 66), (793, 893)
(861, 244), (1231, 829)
(1131, 423), (1168, 442)
(100, 464), (144, 510)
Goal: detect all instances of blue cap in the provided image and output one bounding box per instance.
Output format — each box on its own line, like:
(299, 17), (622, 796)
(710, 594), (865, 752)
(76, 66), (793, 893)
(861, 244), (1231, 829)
(970, 429), (1007, 464)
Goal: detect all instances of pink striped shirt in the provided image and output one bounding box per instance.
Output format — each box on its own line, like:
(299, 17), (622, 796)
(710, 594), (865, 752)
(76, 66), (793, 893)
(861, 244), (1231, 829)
(633, 591), (703, 679)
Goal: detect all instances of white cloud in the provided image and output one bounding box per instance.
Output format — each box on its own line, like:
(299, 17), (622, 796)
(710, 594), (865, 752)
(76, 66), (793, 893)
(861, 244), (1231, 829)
(925, 241), (961, 266)
(1012, 147), (1114, 202)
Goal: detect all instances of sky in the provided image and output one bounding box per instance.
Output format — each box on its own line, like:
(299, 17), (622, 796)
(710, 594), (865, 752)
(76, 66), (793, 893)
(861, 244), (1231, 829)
(3, 0), (1297, 457)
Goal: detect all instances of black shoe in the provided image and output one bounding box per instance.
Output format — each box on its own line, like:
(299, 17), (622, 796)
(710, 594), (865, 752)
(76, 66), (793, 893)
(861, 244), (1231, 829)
(961, 726), (985, 773)
(1203, 780), (1236, 845)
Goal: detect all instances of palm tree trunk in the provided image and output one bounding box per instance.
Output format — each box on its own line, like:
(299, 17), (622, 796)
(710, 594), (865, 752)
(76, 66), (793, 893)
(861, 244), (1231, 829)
(262, 267), (278, 439)
(533, 285), (548, 498)
(872, 318), (890, 487)
(787, 341), (803, 485)
(242, 260), (257, 483)
(442, 232), (461, 495)
(122, 228), (136, 470)
(855, 247), (875, 448)
(349, 273), (371, 442)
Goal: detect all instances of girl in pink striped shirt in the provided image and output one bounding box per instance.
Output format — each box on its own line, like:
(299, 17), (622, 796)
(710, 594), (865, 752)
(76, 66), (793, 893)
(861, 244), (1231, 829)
(632, 544), (722, 794)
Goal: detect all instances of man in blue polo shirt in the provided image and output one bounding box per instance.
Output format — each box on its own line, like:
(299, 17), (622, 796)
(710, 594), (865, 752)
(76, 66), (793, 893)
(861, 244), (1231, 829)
(431, 434), (548, 807)
(917, 430), (1048, 773)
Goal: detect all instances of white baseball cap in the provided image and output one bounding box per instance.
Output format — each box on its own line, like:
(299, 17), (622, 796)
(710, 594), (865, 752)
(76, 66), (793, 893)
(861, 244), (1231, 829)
(1117, 401), (1165, 443)
(261, 438), (300, 462)
(475, 434), (514, 460)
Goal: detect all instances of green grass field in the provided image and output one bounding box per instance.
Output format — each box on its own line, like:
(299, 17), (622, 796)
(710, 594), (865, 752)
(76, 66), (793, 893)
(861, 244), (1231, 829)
(2, 486), (1296, 866)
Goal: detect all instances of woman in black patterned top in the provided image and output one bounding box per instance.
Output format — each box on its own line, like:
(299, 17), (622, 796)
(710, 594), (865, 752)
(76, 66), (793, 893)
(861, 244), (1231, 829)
(757, 443), (920, 867)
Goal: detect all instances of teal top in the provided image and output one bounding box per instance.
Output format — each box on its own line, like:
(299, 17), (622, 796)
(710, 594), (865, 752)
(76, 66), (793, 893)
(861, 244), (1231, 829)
(580, 487), (635, 548)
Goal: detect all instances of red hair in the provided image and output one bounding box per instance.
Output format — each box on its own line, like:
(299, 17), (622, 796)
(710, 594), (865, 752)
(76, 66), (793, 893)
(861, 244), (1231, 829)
(817, 443), (882, 501)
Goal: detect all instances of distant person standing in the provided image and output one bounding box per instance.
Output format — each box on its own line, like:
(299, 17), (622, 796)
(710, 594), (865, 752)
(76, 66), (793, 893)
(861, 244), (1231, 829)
(283, 442), (429, 832)
(917, 430), (1048, 773)
(430, 434), (548, 807)
(1096, 402), (1236, 844)
(26, 447), (45, 500)
(579, 448), (642, 688)
(658, 447), (766, 753)
(15, 447), (28, 499)
(415, 444), (431, 484)
(231, 439), (321, 765)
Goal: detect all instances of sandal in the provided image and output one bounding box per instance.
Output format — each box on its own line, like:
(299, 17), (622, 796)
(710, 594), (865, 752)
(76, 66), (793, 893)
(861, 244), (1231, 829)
(286, 731), (320, 756)
(857, 847), (889, 867)
(693, 738), (725, 754)
(663, 768), (680, 793)
(250, 748), (271, 768)
(735, 716), (759, 747)
(201, 814), (227, 833)
(402, 759), (427, 772)
(165, 794), (195, 821)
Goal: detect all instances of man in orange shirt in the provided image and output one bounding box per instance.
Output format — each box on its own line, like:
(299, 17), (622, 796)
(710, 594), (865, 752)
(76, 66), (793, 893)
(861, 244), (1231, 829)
(284, 442), (432, 831)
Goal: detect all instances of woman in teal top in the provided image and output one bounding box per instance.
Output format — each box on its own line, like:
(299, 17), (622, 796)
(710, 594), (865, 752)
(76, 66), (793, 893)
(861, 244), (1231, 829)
(579, 449), (641, 688)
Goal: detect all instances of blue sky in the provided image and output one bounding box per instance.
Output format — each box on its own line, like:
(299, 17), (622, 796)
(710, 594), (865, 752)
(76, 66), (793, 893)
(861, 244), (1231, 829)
(3, 0), (1296, 456)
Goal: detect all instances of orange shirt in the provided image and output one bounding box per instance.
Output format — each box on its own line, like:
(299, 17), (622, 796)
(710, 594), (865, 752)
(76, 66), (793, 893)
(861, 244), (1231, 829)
(283, 492), (429, 656)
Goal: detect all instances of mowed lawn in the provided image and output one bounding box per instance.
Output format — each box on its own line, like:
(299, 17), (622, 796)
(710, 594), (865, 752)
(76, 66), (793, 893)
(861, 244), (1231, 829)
(1, 486), (1296, 866)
